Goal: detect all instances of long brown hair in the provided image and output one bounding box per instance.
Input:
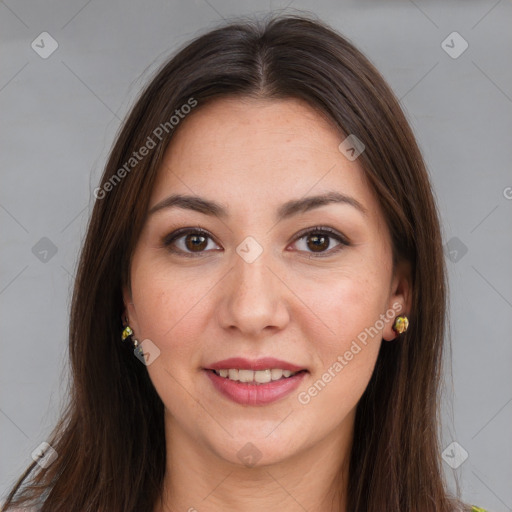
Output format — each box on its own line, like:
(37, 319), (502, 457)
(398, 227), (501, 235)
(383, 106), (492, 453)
(2, 12), (471, 512)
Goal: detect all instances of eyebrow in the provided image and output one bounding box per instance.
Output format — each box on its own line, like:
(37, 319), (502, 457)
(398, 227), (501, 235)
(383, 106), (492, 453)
(147, 191), (368, 221)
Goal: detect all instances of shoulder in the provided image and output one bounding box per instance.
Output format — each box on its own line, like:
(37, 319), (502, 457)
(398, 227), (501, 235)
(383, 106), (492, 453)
(454, 505), (493, 512)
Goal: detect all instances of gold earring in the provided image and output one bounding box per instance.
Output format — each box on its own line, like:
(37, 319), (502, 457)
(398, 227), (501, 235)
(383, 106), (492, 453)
(392, 315), (409, 335)
(121, 325), (133, 341)
(121, 324), (139, 346)
(121, 324), (145, 359)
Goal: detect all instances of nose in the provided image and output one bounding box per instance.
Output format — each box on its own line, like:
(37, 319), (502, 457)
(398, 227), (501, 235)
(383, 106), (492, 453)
(216, 248), (290, 337)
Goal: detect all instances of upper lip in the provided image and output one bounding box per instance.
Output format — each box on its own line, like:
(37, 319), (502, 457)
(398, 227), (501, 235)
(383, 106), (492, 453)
(206, 357), (307, 372)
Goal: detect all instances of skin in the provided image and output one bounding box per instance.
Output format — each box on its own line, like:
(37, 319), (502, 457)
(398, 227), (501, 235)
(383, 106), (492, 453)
(123, 96), (411, 512)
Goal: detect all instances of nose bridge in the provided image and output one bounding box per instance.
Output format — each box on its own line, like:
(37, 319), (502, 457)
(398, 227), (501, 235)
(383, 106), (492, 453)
(219, 235), (288, 334)
(232, 237), (275, 302)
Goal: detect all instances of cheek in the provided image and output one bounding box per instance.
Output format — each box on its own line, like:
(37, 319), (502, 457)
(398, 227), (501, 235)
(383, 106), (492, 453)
(298, 265), (389, 353)
(129, 259), (213, 371)
(129, 268), (206, 410)
(130, 252), (193, 335)
(292, 267), (389, 407)
(295, 277), (385, 424)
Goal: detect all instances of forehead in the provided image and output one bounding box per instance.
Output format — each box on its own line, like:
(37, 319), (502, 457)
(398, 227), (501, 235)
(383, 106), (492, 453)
(150, 96), (382, 224)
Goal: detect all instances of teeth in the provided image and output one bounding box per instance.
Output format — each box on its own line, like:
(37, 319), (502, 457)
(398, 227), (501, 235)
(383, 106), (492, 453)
(238, 369), (253, 382)
(213, 368), (299, 384)
(271, 369), (283, 380)
(254, 369), (271, 383)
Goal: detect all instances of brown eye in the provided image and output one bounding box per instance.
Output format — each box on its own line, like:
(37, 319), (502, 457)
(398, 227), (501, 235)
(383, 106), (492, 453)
(291, 227), (349, 257)
(184, 233), (208, 252)
(306, 233), (330, 252)
(163, 228), (220, 257)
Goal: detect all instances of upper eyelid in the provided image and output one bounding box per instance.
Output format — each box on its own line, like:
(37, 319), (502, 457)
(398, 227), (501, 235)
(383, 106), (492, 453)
(163, 227), (214, 245)
(293, 225), (348, 243)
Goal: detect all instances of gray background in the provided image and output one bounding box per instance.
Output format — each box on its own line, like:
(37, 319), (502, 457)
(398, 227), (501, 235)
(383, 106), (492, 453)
(1, 0), (511, 510)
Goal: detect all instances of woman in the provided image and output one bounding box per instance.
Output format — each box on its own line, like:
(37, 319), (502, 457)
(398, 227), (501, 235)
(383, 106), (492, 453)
(1, 12), (491, 512)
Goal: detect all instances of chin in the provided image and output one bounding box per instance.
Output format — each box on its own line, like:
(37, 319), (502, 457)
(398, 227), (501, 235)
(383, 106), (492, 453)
(209, 430), (304, 468)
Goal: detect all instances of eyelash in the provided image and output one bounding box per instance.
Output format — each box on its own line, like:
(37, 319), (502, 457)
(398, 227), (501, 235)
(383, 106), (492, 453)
(162, 225), (349, 258)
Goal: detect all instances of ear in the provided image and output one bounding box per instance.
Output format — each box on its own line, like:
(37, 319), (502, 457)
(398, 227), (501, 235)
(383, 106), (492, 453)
(382, 259), (413, 342)
(122, 284), (139, 334)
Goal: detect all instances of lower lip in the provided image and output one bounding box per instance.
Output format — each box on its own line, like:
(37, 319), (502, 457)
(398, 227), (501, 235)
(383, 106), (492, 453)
(204, 369), (307, 406)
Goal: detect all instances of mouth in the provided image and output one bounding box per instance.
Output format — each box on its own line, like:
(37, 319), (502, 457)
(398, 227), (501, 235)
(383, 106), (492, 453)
(203, 361), (309, 406)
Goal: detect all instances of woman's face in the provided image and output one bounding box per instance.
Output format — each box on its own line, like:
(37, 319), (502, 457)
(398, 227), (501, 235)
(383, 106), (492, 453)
(124, 96), (410, 467)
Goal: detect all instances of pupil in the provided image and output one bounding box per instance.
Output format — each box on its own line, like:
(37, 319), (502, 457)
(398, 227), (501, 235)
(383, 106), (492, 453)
(186, 234), (207, 251)
(308, 234), (328, 252)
